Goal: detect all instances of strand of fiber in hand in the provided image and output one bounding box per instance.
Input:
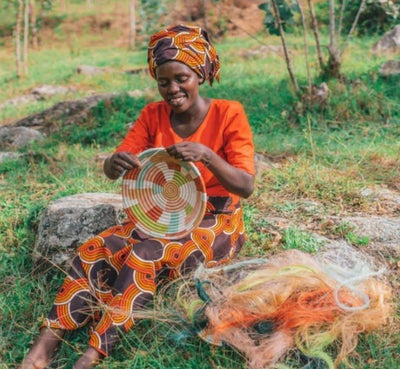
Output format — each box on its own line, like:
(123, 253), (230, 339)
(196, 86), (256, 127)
(122, 148), (207, 239)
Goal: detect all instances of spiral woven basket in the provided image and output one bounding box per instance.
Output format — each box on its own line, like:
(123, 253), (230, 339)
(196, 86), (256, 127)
(122, 148), (207, 239)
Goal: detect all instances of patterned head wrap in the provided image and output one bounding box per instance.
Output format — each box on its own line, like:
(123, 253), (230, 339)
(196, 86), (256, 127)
(148, 24), (221, 86)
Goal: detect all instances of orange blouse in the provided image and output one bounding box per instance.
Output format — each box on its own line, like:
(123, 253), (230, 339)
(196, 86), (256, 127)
(115, 99), (255, 205)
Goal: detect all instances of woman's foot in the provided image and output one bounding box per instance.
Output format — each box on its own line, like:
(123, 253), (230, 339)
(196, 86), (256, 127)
(18, 328), (65, 369)
(73, 347), (103, 369)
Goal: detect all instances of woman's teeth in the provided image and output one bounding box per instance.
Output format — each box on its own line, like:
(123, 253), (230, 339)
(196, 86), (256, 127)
(169, 96), (185, 106)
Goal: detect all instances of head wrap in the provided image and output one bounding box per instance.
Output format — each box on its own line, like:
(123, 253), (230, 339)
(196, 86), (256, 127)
(148, 24), (221, 86)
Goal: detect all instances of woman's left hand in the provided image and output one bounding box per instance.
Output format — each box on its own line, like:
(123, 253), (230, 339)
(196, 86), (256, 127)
(166, 142), (211, 164)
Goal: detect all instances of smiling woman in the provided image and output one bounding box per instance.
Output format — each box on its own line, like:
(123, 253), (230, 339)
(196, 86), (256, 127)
(19, 24), (255, 369)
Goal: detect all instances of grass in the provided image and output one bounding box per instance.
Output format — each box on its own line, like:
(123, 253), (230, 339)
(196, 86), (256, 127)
(1, 6), (400, 368)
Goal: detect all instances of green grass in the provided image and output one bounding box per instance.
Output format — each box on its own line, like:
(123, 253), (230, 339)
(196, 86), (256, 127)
(0, 11), (399, 369)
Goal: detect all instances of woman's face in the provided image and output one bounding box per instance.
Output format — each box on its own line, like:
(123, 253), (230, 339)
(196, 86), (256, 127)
(155, 61), (203, 113)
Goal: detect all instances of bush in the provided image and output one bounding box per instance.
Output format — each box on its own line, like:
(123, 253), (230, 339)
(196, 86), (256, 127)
(56, 94), (147, 146)
(316, 0), (399, 36)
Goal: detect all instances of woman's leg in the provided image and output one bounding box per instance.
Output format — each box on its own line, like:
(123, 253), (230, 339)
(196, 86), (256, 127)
(18, 328), (65, 369)
(85, 206), (246, 356)
(19, 224), (138, 369)
(72, 347), (103, 369)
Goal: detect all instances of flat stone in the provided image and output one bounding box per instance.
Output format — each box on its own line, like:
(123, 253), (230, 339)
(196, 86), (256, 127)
(34, 192), (123, 266)
(372, 25), (400, 53)
(0, 151), (23, 163)
(341, 216), (400, 244)
(380, 60), (400, 77)
(0, 126), (43, 149)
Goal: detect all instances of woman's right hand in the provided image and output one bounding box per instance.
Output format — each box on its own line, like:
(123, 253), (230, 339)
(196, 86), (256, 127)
(103, 152), (141, 180)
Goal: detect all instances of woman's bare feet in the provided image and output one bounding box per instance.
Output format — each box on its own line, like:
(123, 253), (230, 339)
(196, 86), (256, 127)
(73, 347), (103, 369)
(18, 328), (65, 369)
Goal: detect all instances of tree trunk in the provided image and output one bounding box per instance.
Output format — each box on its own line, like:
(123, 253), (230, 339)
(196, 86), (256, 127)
(129, 0), (136, 50)
(60, 0), (67, 13)
(270, 0), (299, 93)
(16, 0), (23, 78)
(327, 0), (341, 78)
(297, 0), (311, 91)
(340, 0), (366, 56)
(307, 0), (324, 70)
(338, 0), (347, 36)
(23, 0), (29, 75)
(184, 0), (192, 21)
(328, 0), (336, 54)
(30, 0), (38, 50)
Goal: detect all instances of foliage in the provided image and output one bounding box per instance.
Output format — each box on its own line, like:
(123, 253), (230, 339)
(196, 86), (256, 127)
(316, 0), (400, 35)
(55, 94), (147, 146)
(343, 0), (400, 35)
(137, 0), (169, 43)
(283, 227), (323, 253)
(258, 0), (300, 35)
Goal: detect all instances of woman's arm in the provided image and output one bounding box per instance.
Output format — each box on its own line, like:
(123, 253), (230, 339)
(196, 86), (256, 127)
(166, 142), (254, 198)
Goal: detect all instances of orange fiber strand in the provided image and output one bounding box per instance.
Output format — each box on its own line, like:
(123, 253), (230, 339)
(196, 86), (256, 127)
(177, 249), (392, 369)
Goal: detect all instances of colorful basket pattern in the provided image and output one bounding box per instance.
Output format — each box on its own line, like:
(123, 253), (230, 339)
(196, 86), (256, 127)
(122, 148), (207, 239)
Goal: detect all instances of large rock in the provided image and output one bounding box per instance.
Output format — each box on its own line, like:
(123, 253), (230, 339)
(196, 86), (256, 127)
(0, 151), (23, 163)
(330, 215), (400, 259)
(0, 85), (75, 110)
(31, 84), (74, 99)
(12, 93), (117, 133)
(379, 60), (400, 77)
(34, 192), (123, 266)
(341, 216), (400, 245)
(0, 126), (44, 149)
(372, 25), (400, 53)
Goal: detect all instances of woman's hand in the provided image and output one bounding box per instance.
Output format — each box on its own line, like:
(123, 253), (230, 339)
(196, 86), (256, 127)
(103, 152), (141, 180)
(166, 142), (211, 164)
(166, 142), (254, 198)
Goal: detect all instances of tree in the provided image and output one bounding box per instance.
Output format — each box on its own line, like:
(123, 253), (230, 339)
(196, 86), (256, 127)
(23, 0), (29, 75)
(259, 0), (369, 94)
(16, 0), (23, 78)
(30, 0), (38, 49)
(129, 0), (136, 49)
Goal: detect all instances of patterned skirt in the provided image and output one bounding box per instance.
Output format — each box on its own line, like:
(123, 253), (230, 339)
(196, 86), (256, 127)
(42, 197), (246, 356)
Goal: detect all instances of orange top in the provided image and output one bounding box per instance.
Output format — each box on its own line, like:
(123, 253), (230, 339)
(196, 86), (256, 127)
(115, 99), (255, 205)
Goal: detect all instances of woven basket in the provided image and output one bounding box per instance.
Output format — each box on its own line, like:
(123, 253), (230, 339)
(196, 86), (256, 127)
(122, 148), (207, 239)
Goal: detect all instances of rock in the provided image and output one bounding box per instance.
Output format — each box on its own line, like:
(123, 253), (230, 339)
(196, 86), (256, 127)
(31, 85), (74, 100)
(12, 93), (117, 133)
(379, 60), (400, 77)
(0, 126), (43, 149)
(124, 67), (149, 75)
(0, 151), (23, 163)
(311, 82), (329, 106)
(76, 65), (114, 75)
(127, 89), (145, 98)
(360, 186), (400, 214)
(34, 193), (123, 266)
(327, 215), (400, 259)
(241, 45), (284, 58)
(0, 85), (75, 110)
(341, 216), (400, 244)
(254, 152), (274, 174)
(372, 25), (400, 53)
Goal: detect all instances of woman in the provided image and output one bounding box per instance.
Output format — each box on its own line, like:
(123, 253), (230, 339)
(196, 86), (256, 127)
(20, 24), (255, 369)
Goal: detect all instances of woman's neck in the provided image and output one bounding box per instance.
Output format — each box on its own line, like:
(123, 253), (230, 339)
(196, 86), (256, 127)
(170, 97), (211, 138)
